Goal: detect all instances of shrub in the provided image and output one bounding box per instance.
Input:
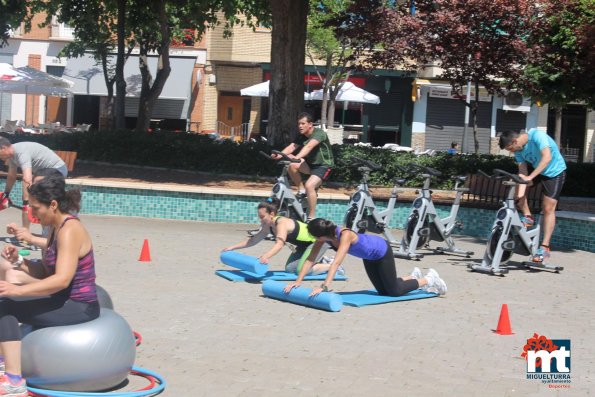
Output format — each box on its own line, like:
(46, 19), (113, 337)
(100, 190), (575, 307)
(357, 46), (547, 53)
(2, 131), (593, 197)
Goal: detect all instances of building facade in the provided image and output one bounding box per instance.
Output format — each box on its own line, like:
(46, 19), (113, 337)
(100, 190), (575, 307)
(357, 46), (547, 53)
(2, 11), (592, 163)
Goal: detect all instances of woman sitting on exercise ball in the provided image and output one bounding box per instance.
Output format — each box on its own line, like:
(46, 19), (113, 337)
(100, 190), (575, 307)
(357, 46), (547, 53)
(0, 175), (99, 396)
(222, 198), (340, 275)
(284, 218), (447, 296)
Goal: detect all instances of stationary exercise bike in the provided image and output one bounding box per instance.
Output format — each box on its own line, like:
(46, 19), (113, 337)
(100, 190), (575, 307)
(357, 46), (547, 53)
(259, 150), (309, 222)
(396, 164), (474, 260)
(343, 156), (406, 247)
(468, 169), (564, 275)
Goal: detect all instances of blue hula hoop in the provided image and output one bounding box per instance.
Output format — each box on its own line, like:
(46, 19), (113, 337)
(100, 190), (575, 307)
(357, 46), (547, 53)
(27, 366), (166, 397)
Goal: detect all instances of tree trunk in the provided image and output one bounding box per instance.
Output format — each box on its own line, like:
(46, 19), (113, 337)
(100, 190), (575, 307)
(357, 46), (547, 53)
(134, 2), (171, 132)
(320, 89), (329, 128)
(268, 0), (308, 148)
(114, 0), (127, 130)
(554, 107), (562, 147)
(472, 82), (480, 154)
(327, 100), (336, 127)
(100, 53), (115, 129)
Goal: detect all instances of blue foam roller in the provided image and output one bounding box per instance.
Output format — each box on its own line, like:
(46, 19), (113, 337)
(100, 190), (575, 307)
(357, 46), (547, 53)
(220, 251), (268, 275)
(262, 280), (343, 312)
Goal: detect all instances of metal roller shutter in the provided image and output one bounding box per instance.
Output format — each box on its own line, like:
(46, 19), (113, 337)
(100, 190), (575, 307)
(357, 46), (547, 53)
(125, 97), (186, 119)
(425, 96), (492, 153)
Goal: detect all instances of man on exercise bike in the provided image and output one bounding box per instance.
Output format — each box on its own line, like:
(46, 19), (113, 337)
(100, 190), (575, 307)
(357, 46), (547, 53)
(499, 128), (567, 263)
(273, 112), (334, 222)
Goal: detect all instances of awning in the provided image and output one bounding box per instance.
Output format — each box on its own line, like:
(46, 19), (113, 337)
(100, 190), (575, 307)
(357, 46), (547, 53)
(64, 53), (195, 100)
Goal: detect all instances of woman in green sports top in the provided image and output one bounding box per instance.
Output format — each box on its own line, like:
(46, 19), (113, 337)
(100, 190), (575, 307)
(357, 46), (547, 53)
(222, 198), (333, 275)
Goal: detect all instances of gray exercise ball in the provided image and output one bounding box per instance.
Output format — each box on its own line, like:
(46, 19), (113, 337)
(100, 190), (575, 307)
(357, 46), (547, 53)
(96, 284), (114, 309)
(22, 308), (136, 392)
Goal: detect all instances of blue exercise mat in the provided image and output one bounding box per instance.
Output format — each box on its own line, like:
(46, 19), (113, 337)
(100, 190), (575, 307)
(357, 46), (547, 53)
(215, 269), (348, 282)
(339, 289), (438, 307)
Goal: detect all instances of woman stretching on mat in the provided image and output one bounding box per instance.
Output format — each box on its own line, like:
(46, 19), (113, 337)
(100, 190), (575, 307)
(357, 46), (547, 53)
(284, 218), (447, 297)
(0, 175), (99, 396)
(222, 198), (339, 275)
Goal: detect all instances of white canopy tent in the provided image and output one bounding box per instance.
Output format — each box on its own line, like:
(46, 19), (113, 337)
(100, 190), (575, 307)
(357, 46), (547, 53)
(308, 82), (380, 104)
(240, 80), (311, 100)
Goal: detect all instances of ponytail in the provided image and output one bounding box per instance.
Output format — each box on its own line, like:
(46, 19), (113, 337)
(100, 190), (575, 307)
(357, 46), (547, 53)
(258, 197), (280, 215)
(307, 218), (336, 238)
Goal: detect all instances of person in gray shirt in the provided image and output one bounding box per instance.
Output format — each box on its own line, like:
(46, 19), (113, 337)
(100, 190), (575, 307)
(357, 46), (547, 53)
(0, 137), (67, 231)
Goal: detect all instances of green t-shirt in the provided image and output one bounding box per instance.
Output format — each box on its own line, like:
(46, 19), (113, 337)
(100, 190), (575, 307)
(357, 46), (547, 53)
(296, 127), (334, 167)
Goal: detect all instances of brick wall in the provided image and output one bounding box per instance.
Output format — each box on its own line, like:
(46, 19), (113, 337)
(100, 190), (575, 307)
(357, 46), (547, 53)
(201, 66), (263, 133)
(19, 13), (51, 40)
(207, 14), (271, 63)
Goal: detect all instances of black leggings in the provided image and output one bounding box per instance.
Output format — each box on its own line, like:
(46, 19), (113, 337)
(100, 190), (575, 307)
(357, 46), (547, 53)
(0, 296), (99, 342)
(363, 242), (419, 297)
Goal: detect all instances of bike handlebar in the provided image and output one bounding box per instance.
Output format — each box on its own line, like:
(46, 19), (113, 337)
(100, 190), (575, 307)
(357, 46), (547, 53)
(349, 156), (382, 171)
(407, 163), (442, 177)
(259, 150), (301, 163)
(493, 169), (528, 184)
(478, 169), (528, 184)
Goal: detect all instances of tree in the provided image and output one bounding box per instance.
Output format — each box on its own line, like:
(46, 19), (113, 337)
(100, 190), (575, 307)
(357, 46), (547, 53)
(37, 0), (136, 130)
(267, 0), (309, 147)
(36, 0), (270, 132)
(0, 0), (28, 47)
(127, 0), (271, 132)
(306, 0), (354, 128)
(342, 0), (536, 153)
(520, 0), (595, 146)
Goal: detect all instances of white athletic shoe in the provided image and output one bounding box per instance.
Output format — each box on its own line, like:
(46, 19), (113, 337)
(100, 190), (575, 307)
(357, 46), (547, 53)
(424, 268), (447, 296)
(410, 267), (423, 280)
(320, 256), (333, 264)
(336, 265), (346, 276)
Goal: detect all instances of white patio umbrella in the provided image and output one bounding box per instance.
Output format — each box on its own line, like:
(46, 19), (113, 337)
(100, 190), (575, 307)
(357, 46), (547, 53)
(0, 63), (74, 124)
(309, 82), (380, 104)
(240, 80), (311, 100)
(0, 63), (74, 94)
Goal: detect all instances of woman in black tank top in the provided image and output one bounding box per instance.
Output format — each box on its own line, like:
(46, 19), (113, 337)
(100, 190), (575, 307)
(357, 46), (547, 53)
(222, 199), (332, 274)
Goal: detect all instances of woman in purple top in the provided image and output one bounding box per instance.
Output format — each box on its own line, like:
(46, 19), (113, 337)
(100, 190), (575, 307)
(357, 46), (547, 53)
(0, 175), (98, 396)
(285, 218), (447, 297)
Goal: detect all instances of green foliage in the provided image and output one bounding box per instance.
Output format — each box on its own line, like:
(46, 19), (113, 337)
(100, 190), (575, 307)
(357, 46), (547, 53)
(521, 0), (595, 109)
(3, 132), (593, 197)
(0, 0), (28, 47)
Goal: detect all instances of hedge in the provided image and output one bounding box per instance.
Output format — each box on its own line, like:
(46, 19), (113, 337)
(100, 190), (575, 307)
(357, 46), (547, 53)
(2, 130), (593, 197)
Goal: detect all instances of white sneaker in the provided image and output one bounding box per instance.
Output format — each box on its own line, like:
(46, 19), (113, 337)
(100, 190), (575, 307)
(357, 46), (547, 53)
(320, 256), (333, 264)
(410, 267), (423, 280)
(336, 265), (346, 276)
(424, 268), (447, 296)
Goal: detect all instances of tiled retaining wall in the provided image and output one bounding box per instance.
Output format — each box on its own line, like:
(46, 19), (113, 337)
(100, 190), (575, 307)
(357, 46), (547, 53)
(3, 180), (593, 253)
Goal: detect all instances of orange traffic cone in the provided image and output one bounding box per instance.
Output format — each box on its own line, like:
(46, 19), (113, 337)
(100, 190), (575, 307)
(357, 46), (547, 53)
(493, 304), (514, 335)
(138, 239), (151, 262)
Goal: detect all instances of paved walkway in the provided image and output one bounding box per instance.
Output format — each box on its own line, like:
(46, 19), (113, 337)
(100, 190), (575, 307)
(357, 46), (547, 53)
(2, 211), (593, 397)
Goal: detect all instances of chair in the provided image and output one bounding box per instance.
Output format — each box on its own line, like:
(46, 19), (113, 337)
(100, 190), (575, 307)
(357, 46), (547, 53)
(2, 120), (18, 133)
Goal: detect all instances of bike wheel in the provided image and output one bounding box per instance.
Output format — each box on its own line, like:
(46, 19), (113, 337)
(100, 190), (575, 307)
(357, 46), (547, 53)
(486, 227), (513, 265)
(344, 206), (368, 233)
(344, 205), (357, 230)
(404, 213), (429, 249)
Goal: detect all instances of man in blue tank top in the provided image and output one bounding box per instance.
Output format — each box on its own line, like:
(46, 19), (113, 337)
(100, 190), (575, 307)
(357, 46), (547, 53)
(499, 128), (567, 263)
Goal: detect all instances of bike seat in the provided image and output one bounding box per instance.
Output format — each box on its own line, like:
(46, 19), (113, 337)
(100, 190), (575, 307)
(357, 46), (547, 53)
(394, 178), (406, 185)
(454, 175), (467, 182)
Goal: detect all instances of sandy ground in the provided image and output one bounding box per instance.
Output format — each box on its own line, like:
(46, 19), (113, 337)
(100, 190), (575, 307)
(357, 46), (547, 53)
(1, 212), (592, 396)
